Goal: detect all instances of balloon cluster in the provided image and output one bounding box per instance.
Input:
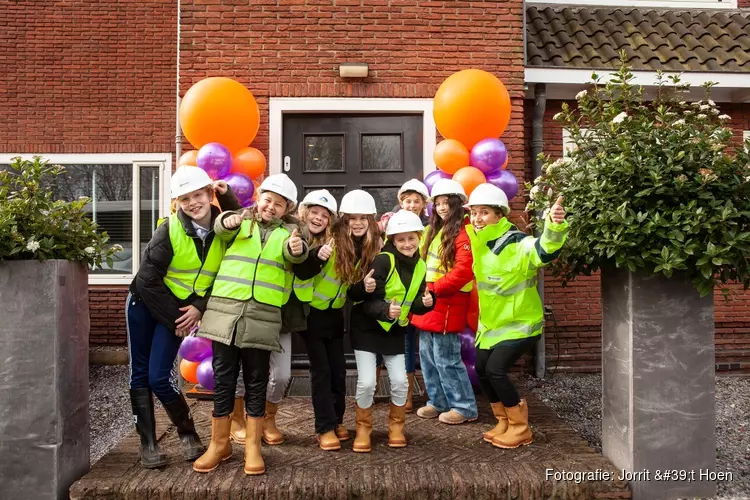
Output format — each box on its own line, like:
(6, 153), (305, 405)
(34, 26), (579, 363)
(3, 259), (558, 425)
(178, 335), (215, 390)
(459, 328), (480, 387)
(428, 69), (519, 201)
(178, 77), (266, 207)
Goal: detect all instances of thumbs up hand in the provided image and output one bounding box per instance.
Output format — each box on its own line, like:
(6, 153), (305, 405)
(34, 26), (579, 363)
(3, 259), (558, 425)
(364, 269), (376, 293)
(212, 180), (228, 195)
(422, 288), (433, 308)
(388, 298), (402, 320)
(223, 208), (250, 230)
(318, 238), (334, 261)
(550, 195), (566, 224)
(289, 228), (304, 257)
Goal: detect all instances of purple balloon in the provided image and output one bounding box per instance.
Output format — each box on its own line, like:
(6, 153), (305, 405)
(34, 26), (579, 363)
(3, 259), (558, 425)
(459, 328), (476, 366)
(196, 142), (232, 180)
(470, 138), (508, 175)
(224, 172), (255, 207)
(465, 363), (480, 387)
(426, 201), (434, 217)
(196, 357), (214, 390)
(179, 336), (213, 363)
(486, 169), (519, 200)
(424, 169), (451, 196)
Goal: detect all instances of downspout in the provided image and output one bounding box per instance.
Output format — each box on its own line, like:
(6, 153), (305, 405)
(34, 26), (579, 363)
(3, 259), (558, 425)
(175, 0), (182, 166)
(531, 83), (546, 379)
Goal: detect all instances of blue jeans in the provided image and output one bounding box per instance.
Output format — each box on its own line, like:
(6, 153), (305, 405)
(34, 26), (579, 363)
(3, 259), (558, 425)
(126, 293), (182, 404)
(376, 325), (417, 373)
(418, 329), (478, 418)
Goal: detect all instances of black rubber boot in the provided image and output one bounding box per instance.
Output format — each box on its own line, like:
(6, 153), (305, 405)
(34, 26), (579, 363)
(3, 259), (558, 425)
(162, 394), (206, 461)
(129, 388), (168, 469)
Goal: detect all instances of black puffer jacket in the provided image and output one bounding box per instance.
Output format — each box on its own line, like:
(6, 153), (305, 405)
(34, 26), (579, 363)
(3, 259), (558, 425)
(347, 242), (434, 355)
(129, 188), (241, 330)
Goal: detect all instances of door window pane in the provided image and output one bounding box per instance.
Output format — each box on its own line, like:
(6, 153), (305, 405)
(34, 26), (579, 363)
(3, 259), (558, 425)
(53, 164), (133, 274)
(140, 166), (161, 261)
(362, 185), (400, 215)
(304, 134), (344, 172)
(361, 134), (403, 171)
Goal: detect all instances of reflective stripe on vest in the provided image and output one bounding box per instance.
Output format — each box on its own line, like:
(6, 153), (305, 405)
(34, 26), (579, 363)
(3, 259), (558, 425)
(310, 250), (349, 310)
(211, 219), (290, 306)
(163, 214), (226, 300)
(424, 228), (472, 293)
(377, 252), (427, 332)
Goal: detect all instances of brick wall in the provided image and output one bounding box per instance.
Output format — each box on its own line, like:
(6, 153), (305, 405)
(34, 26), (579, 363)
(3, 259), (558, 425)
(528, 99), (750, 373)
(739, 0), (750, 9)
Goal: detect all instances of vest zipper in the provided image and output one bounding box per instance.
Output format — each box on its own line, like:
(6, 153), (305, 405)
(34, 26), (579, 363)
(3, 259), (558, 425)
(191, 231), (211, 296)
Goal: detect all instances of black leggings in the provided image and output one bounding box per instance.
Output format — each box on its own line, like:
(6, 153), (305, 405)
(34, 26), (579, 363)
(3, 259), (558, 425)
(212, 341), (271, 418)
(302, 332), (347, 434)
(475, 337), (538, 407)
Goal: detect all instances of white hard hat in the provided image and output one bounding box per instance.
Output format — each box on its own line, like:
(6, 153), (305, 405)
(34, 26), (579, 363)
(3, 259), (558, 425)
(398, 178), (429, 201)
(466, 183), (510, 215)
(171, 165), (213, 199)
(300, 189), (338, 215)
(339, 189), (377, 215)
(386, 210), (425, 236)
(258, 173), (298, 210)
(429, 178), (468, 203)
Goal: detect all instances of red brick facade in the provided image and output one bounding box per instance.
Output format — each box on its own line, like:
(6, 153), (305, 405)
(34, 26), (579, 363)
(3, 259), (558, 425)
(2, 0), (748, 372)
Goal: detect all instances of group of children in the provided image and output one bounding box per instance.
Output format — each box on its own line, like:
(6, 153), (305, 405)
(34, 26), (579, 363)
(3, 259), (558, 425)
(126, 164), (568, 475)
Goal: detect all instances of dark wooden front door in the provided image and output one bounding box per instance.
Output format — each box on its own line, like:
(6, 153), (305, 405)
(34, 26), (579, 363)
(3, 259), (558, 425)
(282, 113), (424, 367)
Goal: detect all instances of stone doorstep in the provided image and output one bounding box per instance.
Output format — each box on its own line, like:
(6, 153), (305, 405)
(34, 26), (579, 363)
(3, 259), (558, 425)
(70, 392), (631, 500)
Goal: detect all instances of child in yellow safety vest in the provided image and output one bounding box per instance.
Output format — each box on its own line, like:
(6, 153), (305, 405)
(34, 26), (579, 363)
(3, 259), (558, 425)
(193, 173), (309, 476)
(466, 183), (568, 449)
(126, 165), (240, 469)
(347, 209), (435, 452)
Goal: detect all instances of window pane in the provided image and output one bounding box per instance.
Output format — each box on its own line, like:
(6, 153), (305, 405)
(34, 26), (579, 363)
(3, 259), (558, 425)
(304, 135), (344, 172)
(362, 185), (399, 215)
(361, 134), (402, 171)
(53, 164), (133, 274)
(140, 166), (160, 261)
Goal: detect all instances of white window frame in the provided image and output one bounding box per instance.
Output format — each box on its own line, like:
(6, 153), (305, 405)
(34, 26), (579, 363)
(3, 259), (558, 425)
(0, 153), (172, 285)
(526, 0), (736, 9)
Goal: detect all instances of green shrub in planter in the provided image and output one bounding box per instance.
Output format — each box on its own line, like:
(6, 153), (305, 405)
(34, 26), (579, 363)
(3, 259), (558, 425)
(0, 155), (122, 267)
(528, 63), (750, 297)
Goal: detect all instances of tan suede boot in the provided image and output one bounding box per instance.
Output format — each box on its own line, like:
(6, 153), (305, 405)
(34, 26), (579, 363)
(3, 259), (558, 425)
(387, 403), (407, 448)
(483, 402), (508, 443)
(317, 430), (341, 451)
(229, 397), (246, 445)
(244, 416), (265, 475)
(335, 424), (350, 441)
(352, 404), (373, 453)
(192, 415), (233, 473)
(262, 401), (284, 445)
(404, 373), (416, 413)
(492, 399), (533, 449)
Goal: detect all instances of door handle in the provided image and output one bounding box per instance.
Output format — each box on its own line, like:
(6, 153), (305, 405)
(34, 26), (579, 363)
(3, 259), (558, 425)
(284, 156), (291, 172)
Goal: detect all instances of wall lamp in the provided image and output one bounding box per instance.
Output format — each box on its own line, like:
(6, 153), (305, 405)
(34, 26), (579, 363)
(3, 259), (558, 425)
(339, 63), (368, 78)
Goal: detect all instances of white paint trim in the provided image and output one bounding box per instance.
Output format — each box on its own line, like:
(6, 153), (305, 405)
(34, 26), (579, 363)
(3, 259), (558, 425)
(268, 98), (437, 178)
(525, 68), (750, 89)
(526, 0), (737, 8)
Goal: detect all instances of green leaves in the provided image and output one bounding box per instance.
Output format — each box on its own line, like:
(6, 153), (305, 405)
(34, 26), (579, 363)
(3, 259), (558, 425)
(0, 156), (123, 267)
(528, 61), (750, 297)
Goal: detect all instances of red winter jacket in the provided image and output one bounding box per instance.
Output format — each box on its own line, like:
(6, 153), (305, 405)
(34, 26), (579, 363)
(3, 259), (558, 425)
(411, 227), (474, 334)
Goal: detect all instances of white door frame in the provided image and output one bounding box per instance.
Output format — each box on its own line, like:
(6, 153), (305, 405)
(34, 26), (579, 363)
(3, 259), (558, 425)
(268, 98), (437, 178)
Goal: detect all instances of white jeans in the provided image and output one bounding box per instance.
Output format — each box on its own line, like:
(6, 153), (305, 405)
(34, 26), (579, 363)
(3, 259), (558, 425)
(234, 332), (292, 403)
(354, 350), (407, 409)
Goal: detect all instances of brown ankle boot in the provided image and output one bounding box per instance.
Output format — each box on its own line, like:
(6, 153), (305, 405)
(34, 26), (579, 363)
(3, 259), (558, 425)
(192, 415), (233, 473)
(483, 402), (508, 442)
(244, 416), (265, 475)
(317, 430), (341, 451)
(492, 399), (532, 449)
(405, 373), (415, 413)
(352, 404), (373, 453)
(229, 397), (246, 445)
(335, 424), (350, 441)
(387, 403), (407, 448)
(262, 401), (284, 445)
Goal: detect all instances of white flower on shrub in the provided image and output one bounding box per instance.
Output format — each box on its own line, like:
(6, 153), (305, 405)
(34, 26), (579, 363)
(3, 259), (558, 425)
(112, 244), (124, 252)
(576, 90), (587, 100)
(718, 114), (731, 121)
(529, 185), (540, 200)
(700, 104), (711, 111)
(547, 188), (554, 197)
(553, 112), (564, 121)
(708, 100), (716, 106)
(696, 114), (707, 120)
(673, 119), (686, 127)
(26, 239), (40, 252)
(684, 110), (693, 116)
(612, 112), (628, 124)
(84, 247), (95, 255)
(533, 176), (542, 185)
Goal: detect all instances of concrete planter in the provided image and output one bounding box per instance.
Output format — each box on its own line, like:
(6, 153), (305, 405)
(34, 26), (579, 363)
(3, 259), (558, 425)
(601, 266), (716, 500)
(0, 260), (90, 500)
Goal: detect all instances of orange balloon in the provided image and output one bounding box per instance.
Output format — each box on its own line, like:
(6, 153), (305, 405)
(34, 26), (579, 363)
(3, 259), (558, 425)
(452, 166), (486, 197)
(433, 69), (511, 150)
(179, 150), (198, 167)
(180, 359), (200, 384)
(180, 77), (260, 153)
(434, 139), (470, 175)
(231, 147), (267, 180)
